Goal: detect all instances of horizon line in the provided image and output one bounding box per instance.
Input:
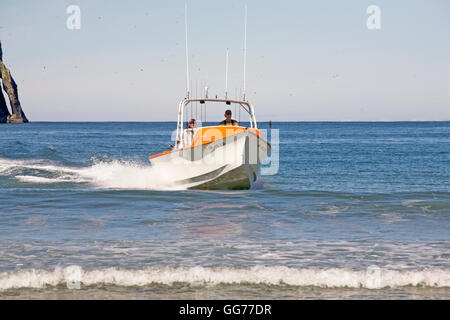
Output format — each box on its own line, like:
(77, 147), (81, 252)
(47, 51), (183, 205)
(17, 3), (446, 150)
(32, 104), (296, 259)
(14, 120), (450, 123)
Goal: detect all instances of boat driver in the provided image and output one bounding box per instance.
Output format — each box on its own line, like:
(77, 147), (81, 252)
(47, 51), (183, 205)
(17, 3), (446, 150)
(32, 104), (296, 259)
(219, 110), (238, 126)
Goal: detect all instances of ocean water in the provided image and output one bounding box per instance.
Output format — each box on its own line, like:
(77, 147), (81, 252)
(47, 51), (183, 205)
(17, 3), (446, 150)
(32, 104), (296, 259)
(0, 121), (449, 299)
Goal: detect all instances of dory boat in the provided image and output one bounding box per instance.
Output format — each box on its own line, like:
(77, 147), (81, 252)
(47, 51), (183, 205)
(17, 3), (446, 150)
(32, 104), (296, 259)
(149, 98), (271, 190)
(149, 5), (269, 189)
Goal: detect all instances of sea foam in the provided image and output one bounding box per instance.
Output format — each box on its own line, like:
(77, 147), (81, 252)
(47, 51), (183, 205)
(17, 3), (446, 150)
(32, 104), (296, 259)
(0, 157), (184, 190)
(0, 266), (449, 291)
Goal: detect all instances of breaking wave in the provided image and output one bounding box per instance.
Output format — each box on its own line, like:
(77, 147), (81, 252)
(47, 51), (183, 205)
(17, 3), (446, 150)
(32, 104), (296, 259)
(0, 266), (449, 291)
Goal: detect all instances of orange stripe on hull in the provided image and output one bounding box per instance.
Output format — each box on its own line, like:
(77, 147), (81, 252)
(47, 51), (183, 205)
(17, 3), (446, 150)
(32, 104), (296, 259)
(148, 126), (263, 161)
(148, 150), (171, 160)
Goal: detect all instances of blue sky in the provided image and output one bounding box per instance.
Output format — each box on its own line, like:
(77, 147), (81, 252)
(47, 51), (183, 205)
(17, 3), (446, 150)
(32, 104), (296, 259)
(0, 0), (449, 121)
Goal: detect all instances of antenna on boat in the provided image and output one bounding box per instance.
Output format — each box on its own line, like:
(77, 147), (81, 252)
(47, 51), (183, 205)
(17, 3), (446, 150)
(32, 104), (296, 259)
(225, 48), (229, 99)
(184, 3), (190, 99)
(242, 5), (247, 101)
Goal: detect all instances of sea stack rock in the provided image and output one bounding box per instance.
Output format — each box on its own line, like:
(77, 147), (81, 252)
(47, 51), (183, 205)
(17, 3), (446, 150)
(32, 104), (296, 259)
(0, 41), (28, 123)
(0, 84), (10, 123)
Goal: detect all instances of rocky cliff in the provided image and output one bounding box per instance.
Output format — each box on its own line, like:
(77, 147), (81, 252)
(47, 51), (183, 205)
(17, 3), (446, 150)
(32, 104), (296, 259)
(0, 84), (11, 123)
(0, 41), (28, 124)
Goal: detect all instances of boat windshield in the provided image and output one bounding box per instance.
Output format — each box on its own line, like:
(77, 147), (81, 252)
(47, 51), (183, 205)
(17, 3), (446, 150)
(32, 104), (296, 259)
(177, 98), (257, 147)
(175, 98), (257, 148)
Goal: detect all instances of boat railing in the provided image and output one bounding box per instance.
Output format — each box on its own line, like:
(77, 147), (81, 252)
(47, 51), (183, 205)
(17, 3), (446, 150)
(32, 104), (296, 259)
(176, 98), (257, 148)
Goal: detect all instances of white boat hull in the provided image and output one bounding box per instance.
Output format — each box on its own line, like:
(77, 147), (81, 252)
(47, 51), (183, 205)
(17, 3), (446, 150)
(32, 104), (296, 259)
(150, 131), (270, 190)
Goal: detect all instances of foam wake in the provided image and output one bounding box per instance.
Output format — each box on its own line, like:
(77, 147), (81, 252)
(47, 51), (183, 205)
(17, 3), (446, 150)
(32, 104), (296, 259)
(0, 157), (184, 190)
(1, 266), (449, 291)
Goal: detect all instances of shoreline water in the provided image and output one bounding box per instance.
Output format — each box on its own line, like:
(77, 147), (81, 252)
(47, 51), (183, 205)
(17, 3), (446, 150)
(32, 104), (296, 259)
(0, 122), (449, 299)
